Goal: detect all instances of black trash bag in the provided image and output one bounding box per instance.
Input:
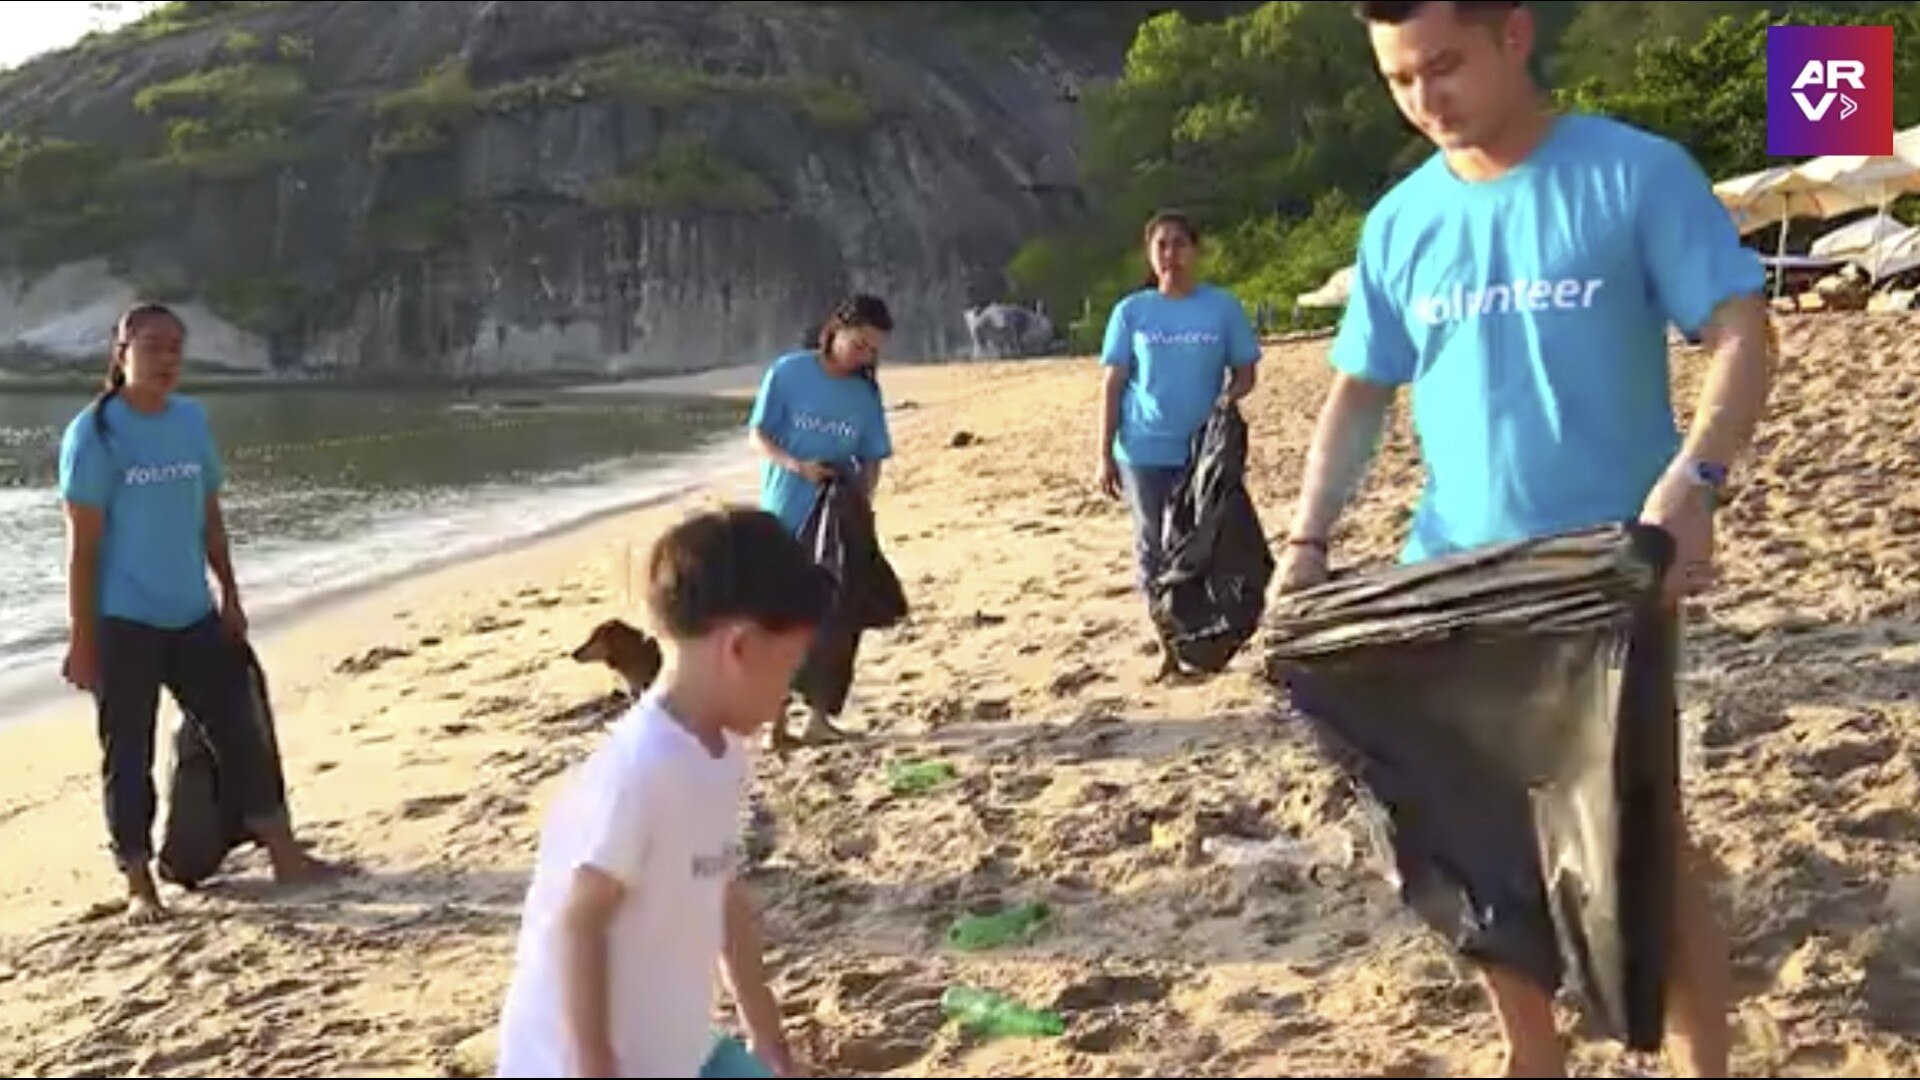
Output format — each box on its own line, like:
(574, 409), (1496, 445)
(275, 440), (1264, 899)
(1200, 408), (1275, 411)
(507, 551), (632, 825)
(793, 472), (907, 717)
(1149, 401), (1275, 673)
(157, 642), (291, 889)
(1260, 522), (1679, 1052)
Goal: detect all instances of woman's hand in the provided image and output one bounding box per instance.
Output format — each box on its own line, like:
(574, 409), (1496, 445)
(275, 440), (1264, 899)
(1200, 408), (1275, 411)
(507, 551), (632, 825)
(220, 596), (250, 641)
(62, 632), (100, 693)
(792, 459), (834, 484)
(1095, 453), (1121, 500)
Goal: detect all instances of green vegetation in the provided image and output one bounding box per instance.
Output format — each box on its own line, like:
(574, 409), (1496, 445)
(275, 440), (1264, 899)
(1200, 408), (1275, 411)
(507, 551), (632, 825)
(0, 133), (145, 274)
(357, 198), (472, 255)
(0, 8), (316, 272)
(587, 135), (778, 214)
(204, 272), (323, 335)
(79, 1), (291, 49)
(1013, 0), (1920, 348)
(368, 58), (474, 159)
(133, 60), (311, 178)
(366, 49), (872, 162)
(134, 61), (304, 119)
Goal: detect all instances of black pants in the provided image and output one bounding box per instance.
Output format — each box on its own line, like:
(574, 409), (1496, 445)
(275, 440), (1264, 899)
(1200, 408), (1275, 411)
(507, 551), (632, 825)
(794, 621), (862, 720)
(95, 615), (287, 872)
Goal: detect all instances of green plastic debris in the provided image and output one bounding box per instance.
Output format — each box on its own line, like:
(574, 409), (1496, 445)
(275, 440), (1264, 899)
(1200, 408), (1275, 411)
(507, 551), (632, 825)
(939, 985), (1066, 1038)
(945, 901), (1051, 951)
(888, 758), (957, 795)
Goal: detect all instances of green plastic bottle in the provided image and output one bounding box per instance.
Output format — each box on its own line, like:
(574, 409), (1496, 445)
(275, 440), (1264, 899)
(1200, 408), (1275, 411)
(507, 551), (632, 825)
(945, 901), (1051, 951)
(888, 758), (957, 795)
(940, 986), (1066, 1038)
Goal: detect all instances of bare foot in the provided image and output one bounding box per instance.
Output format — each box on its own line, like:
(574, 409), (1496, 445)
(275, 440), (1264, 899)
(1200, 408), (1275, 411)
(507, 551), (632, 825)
(261, 832), (345, 887)
(1149, 652), (1185, 684)
(278, 853), (345, 887)
(125, 868), (168, 925)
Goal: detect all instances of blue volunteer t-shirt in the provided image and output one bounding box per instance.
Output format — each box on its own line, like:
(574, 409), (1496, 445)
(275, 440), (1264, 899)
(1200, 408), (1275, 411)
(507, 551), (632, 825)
(1101, 283), (1261, 467)
(1331, 113), (1765, 564)
(748, 350), (892, 535)
(58, 394), (224, 629)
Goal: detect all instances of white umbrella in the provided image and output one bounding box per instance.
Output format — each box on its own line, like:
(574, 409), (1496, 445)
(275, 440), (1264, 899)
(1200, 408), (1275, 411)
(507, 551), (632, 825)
(1713, 165), (1876, 296)
(1714, 164), (1877, 234)
(1795, 128), (1920, 278)
(1866, 226), (1920, 278)
(1809, 213), (1912, 260)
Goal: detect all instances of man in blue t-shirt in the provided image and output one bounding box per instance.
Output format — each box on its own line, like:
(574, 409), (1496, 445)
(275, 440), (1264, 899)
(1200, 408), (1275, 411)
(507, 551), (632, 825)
(1275, 3), (1773, 1076)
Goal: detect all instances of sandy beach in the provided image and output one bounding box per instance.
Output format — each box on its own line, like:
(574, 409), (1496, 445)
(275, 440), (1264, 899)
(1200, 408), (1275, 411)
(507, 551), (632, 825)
(4, 316), (1920, 1078)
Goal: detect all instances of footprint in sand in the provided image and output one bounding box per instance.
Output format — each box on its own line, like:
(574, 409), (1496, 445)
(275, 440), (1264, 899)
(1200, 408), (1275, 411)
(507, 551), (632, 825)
(1049, 664), (1108, 697)
(468, 614), (524, 635)
(1800, 736), (1897, 780)
(399, 794), (465, 820)
(463, 695), (520, 720)
(808, 965), (949, 1074)
(334, 645), (413, 675)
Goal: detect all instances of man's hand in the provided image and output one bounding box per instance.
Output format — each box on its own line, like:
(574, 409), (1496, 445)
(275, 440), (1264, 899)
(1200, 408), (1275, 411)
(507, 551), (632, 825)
(572, 1045), (618, 1078)
(755, 1038), (806, 1078)
(559, 867), (626, 1080)
(721, 879), (794, 1076)
(1640, 472), (1715, 607)
(1275, 542), (1330, 595)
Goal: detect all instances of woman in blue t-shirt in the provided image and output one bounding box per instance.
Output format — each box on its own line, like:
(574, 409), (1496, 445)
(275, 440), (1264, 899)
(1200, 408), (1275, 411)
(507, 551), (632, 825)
(59, 302), (330, 922)
(747, 294), (895, 746)
(1095, 210), (1262, 680)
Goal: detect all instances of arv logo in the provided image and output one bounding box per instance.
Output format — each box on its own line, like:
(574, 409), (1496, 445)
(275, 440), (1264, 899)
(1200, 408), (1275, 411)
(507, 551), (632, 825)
(1789, 58), (1864, 122)
(1767, 24), (1895, 155)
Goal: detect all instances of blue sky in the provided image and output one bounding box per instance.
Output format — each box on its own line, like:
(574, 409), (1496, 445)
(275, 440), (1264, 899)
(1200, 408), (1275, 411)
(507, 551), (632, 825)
(1, 2), (150, 71)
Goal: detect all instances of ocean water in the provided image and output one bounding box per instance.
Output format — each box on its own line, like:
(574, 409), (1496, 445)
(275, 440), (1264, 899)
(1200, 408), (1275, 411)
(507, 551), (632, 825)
(0, 383), (752, 700)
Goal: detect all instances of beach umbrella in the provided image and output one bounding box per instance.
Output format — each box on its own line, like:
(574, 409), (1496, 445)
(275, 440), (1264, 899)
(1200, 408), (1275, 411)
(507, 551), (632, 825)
(1859, 227), (1920, 281)
(1714, 165), (1875, 234)
(1795, 130), (1920, 279)
(1809, 213), (1912, 260)
(1712, 165), (1876, 296)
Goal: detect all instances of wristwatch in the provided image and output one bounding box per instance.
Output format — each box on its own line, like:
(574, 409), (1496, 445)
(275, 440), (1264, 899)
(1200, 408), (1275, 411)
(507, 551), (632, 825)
(1675, 457), (1730, 509)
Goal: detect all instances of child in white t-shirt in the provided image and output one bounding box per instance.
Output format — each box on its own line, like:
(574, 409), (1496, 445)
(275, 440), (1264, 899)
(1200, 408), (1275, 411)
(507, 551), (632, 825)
(496, 507), (836, 1078)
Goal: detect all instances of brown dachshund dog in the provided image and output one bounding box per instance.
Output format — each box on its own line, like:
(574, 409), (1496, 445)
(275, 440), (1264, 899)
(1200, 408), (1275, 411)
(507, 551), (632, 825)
(570, 618), (663, 697)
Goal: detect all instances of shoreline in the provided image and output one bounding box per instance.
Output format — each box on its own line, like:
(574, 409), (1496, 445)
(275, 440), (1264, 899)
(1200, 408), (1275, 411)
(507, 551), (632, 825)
(0, 433), (757, 730)
(0, 361), (775, 725)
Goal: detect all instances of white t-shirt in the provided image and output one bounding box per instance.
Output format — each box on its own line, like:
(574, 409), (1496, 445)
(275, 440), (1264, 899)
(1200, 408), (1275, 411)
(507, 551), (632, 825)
(496, 693), (749, 1078)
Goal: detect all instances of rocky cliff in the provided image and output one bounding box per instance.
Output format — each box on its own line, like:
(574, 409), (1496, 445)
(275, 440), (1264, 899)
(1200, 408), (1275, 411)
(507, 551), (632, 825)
(0, 0), (1219, 380)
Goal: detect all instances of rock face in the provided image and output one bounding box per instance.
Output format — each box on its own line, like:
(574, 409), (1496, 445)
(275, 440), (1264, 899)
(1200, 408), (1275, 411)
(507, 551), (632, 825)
(0, 0), (1173, 379)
